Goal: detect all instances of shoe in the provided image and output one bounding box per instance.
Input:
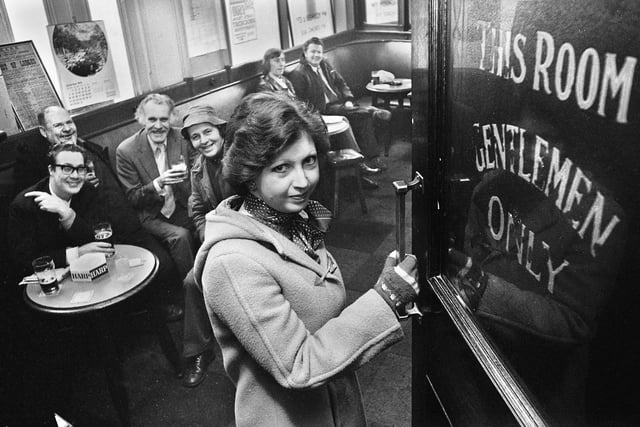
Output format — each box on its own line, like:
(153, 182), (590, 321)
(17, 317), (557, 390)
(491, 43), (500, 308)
(358, 163), (382, 176)
(373, 109), (392, 121)
(368, 157), (388, 171)
(182, 350), (215, 388)
(159, 303), (184, 323)
(360, 176), (379, 189)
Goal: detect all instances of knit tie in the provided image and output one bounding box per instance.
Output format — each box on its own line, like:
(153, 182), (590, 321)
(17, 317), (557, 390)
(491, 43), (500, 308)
(244, 192), (332, 262)
(155, 144), (175, 218)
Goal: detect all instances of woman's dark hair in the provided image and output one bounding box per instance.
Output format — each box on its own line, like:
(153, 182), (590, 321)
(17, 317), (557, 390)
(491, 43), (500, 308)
(262, 48), (283, 75)
(223, 92), (329, 195)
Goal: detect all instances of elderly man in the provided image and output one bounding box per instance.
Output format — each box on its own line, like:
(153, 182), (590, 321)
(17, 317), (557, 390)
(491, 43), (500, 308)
(12, 105), (183, 320)
(117, 93), (195, 279)
(288, 36), (391, 171)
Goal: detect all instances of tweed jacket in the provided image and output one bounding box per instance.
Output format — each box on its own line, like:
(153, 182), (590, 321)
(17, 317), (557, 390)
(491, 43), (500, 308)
(188, 154), (233, 241)
(256, 74), (297, 98)
(116, 127), (192, 224)
(194, 196), (404, 427)
(288, 57), (355, 114)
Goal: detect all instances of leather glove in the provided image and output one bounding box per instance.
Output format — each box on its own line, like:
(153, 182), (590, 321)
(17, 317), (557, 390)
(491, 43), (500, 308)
(374, 251), (419, 316)
(448, 248), (487, 312)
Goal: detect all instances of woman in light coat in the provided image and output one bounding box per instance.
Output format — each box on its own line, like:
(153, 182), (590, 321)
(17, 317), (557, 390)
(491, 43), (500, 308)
(194, 92), (419, 426)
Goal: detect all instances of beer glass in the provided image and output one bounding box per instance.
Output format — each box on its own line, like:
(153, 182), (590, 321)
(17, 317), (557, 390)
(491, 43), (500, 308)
(171, 154), (188, 181)
(93, 221), (114, 257)
(32, 256), (59, 295)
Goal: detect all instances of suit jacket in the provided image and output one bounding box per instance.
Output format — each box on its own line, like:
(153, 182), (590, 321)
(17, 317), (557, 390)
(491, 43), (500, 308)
(288, 58), (355, 114)
(116, 127), (192, 224)
(256, 74), (296, 98)
(12, 135), (145, 236)
(7, 178), (104, 278)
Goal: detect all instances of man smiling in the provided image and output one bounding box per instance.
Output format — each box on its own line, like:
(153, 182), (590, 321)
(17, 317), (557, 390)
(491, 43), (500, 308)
(117, 93), (195, 280)
(8, 144), (114, 277)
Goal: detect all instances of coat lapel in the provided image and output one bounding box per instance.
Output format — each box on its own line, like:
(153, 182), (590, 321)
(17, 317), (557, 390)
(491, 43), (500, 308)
(136, 129), (161, 180)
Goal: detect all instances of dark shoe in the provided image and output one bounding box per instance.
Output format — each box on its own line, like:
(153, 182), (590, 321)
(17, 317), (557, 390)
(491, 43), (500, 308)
(360, 176), (379, 189)
(373, 109), (392, 121)
(160, 303), (184, 323)
(182, 351), (215, 388)
(359, 163), (382, 176)
(368, 157), (388, 171)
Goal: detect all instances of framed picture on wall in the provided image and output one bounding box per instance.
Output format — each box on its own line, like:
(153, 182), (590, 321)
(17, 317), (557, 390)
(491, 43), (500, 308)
(287, 0), (335, 46)
(0, 41), (62, 132)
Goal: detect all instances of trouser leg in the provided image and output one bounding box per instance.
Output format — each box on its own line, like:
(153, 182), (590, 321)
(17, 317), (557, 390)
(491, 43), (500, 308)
(182, 270), (215, 359)
(142, 213), (195, 280)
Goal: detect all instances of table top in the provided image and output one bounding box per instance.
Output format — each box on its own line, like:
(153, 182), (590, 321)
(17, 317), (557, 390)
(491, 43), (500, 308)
(322, 115), (350, 136)
(366, 78), (412, 93)
(24, 244), (158, 315)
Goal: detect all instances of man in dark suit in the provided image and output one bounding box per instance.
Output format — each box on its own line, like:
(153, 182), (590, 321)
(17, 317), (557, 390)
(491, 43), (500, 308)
(288, 36), (391, 171)
(12, 105), (183, 320)
(8, 144), (114, 276)
(117, 93), (195, 279)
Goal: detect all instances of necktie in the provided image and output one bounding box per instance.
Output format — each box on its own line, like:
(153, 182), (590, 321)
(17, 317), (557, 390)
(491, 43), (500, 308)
(315, 67), (339, 104)
(155, 144), (176, 218)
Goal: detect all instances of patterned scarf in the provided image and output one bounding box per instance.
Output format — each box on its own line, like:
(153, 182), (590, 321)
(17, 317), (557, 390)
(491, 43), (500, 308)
(244, 192), (332, 262)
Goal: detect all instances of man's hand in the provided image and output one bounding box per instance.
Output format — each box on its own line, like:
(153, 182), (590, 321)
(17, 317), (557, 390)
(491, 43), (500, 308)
(85, 172), (99, 187)
(25, 191), (74, 220)
(155, 168), (187, 188)
(78, 241), (115, 257)
(448, 248), (488, 312)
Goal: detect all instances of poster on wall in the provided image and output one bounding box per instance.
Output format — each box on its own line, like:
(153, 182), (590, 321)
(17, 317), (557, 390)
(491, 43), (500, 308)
(182, 0), (226, 57)
(0, 70), (19, 135)
(365, 0), (399, 24)
(287, 0), (334, 46)
(0, 41), (62, 132)
(229, 0), (257, 44)
(47, 21), (119, 111)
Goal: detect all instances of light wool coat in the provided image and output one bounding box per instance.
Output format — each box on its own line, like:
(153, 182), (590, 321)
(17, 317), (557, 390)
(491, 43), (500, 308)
(193, 196), (404, 427)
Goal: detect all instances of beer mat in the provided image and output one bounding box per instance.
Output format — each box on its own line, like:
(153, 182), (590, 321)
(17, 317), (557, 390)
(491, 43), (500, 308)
(129, 258), (145, 267)
(321, 115), (343, 124)
(70, 290), (94, 303)
(19, 267), (70, 286)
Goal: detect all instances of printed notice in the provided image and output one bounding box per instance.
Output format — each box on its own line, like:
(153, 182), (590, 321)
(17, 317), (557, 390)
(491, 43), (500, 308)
(0, 42), (61, 131)
(287, 0), (334, 46)
(230, 0), (257, 44)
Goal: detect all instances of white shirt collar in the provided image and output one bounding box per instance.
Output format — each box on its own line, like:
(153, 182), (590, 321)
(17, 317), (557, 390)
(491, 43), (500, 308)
(48, 181), (72, 206)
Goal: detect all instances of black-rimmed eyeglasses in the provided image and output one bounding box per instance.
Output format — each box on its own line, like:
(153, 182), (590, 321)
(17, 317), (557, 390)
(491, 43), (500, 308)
(54, 164), (89, 176)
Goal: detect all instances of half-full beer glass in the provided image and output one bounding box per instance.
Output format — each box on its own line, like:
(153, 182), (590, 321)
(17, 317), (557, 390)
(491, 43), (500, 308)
(32, 256), (59, 295)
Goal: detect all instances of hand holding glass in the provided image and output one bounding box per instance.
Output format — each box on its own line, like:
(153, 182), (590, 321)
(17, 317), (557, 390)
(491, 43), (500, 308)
(93, 222), (115, 257)
(32, 256), (59, 295)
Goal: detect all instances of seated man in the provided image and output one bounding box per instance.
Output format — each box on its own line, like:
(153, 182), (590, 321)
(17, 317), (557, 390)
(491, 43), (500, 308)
(8, 144), (114, 276)
(12, 105), (182, 320)
(257, 47), (380, 189)
(117, 93), (195, 280)
(288, 37), (391, 171)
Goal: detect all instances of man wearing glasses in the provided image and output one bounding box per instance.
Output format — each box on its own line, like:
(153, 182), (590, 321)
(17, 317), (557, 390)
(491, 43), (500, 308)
(8, 144), (113, 278)
(11, 105), (184, 322)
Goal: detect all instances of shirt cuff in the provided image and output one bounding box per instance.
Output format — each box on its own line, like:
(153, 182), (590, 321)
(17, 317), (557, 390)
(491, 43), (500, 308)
(153, 178), (165, 195)
(66, 247), (79, 265)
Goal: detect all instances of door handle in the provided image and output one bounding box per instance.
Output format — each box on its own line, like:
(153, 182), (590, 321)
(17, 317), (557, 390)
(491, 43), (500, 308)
(392, 172), (424, 319)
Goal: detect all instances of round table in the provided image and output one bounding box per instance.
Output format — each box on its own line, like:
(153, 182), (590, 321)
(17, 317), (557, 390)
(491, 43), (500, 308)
(24, 244), (158, 314)
(22, 244), (175, 426)
(366, 78), (412, 109)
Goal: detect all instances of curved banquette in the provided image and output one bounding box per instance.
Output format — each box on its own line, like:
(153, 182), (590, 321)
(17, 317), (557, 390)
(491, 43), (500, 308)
(0, 38), (410, 288)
